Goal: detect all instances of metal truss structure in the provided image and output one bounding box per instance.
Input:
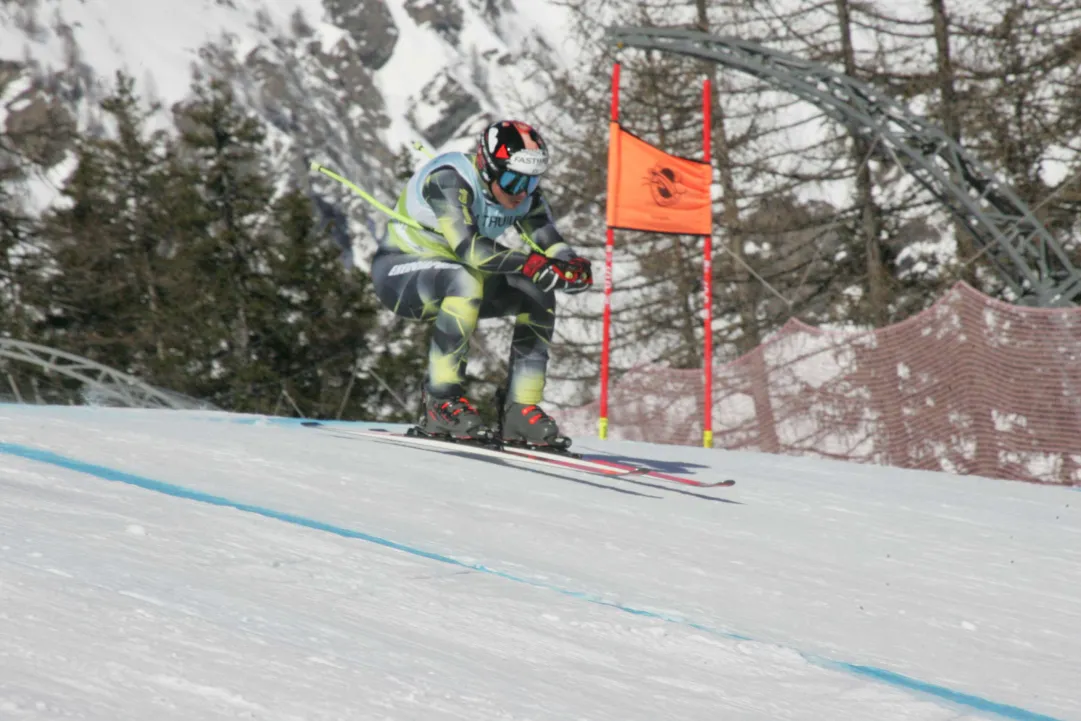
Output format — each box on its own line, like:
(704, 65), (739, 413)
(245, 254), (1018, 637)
(0, 339), (213, 410)
(608, 27), (1081, 307)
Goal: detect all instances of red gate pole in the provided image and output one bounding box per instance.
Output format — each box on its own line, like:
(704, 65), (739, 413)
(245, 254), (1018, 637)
(702, 77), (714, 449)
(599, 62), (621, 441)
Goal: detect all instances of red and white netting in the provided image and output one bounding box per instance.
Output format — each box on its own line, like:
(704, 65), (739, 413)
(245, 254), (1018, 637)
(557, 282), (1081, 485)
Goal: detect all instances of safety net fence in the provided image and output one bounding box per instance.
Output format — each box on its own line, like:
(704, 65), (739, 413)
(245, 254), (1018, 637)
(556, 282), (1081, 485)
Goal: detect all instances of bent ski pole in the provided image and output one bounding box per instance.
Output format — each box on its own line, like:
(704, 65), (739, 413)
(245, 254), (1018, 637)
(309, 162), (424, 231)
(311, 159), (548, 256)
(412, 140), (434, 159)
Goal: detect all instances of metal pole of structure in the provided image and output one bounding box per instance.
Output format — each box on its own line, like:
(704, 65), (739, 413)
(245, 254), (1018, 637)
(281, 387), (306, 418)
(336, 360), (360, 420)
(7, 372), (23, 404)
(0, 339), (214, 410)
(599, 62), (621, 441)
(607, 26), (1081, 308)
(701, 76), (714, 449)
(367, 367), (412, 416)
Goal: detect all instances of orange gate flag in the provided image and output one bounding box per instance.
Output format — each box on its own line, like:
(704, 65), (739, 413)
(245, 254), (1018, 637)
(606, 121), (713, 236)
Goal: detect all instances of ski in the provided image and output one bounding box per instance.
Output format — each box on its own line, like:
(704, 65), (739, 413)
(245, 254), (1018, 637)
(300, 422), (648, 479)
(301, 422), (734, 489)
(498, 446), (735, 488)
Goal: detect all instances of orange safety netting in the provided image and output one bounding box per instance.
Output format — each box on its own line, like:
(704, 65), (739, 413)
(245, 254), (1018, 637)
(556, 282), (1081, 485)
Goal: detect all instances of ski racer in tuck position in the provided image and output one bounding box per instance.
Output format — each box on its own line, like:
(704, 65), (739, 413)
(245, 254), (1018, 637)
(370, 120), (593, 447)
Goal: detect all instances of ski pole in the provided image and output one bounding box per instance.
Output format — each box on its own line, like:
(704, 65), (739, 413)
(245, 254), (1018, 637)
(413, 141), (435, 159)
(310, 162), (425, 231)
(312, 157), (549, 256)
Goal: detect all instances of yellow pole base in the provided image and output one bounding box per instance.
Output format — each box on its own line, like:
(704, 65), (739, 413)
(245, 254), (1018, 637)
(703, 430), (713, 449)
(599, 417), (609, 440)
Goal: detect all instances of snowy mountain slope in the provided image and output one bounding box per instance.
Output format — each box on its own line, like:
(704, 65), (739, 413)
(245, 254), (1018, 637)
(0, 0), (571, 247)
(1, 404), (1078, 720)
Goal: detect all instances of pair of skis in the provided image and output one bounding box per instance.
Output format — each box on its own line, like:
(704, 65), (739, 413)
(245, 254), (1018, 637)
(301, 422), (734, 489)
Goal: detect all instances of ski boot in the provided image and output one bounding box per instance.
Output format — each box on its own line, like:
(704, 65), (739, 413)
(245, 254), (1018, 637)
(498, 394), (571, 451)
(413, 392), (494, 442)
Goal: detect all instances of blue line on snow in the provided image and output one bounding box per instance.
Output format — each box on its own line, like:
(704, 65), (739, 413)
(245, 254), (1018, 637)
(0, 441), (1066, 721)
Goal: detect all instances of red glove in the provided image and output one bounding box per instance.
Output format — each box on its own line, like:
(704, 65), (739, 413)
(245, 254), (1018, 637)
(522, 253), (592, 293)
(562, 256), (593, 294)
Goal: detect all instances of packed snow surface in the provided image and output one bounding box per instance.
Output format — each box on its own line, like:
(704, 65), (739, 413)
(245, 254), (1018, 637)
(0, 405), (1078, 720)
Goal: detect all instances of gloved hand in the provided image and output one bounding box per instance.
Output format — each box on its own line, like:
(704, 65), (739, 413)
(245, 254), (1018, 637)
(562, 256), (593, 294)
(522, 253), (593, 293)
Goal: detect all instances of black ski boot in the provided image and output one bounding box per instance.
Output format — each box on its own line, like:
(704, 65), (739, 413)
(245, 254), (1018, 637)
(499, 397), (571, 450)
(415, 392), (493, 441)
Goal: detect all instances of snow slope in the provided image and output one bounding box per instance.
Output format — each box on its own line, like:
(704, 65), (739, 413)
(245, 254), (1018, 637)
(0, 0), (570, 226)
(0, 404), (1078, 720)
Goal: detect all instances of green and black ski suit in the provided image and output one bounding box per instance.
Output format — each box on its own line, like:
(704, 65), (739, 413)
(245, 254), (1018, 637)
(370, 151), (576, 404)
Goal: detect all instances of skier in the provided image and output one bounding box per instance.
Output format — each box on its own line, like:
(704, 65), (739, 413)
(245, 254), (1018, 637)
(370, 120), (592, 446)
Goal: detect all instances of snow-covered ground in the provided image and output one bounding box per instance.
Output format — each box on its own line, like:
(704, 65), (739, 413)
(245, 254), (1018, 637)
(0, 404), (1077, 720)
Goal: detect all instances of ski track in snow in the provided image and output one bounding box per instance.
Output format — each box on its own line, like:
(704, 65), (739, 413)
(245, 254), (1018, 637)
(0, 405), (1078, 721)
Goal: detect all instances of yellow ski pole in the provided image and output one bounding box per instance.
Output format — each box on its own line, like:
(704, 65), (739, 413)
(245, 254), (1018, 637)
(412, 141), (435, 159)
(309, 162), (425, 231)
(312, 156), (548, 256)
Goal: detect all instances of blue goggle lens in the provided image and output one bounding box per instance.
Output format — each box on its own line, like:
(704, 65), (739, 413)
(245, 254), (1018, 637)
(498, 171), (540, 195)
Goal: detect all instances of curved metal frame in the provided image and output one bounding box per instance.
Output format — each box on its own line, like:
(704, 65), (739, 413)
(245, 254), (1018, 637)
(0, 339), (213, 410)
(608, 27), (1081, 307)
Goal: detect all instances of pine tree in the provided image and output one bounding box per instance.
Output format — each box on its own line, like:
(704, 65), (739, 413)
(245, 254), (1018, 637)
(171, 77), (283, 410)
(36, 72), (190, 380)
(258, 187), (385, 419)
(173, 75), (409, 418)
(0, 145), (38, 342)
(0, 119), (46, 403)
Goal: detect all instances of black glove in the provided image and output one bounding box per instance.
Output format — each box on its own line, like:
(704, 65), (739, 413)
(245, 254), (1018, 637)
(522, 253), (593, 293)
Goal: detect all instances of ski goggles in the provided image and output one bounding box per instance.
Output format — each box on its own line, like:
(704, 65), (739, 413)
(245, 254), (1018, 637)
(497, 170), (541, 195)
